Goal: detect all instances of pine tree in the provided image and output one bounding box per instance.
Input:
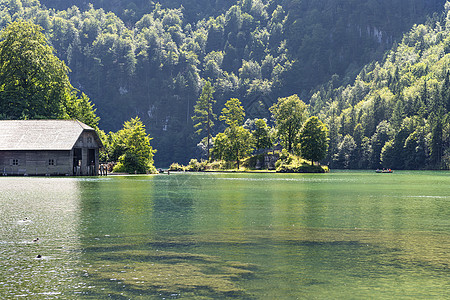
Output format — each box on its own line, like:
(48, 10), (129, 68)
(192, 80), (216, 160)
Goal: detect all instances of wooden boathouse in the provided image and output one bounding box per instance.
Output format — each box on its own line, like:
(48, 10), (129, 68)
(0, 120), (103, 176)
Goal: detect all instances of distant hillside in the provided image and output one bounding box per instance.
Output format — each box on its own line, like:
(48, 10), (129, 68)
(0, 0), (447, 166)
(39, 0), (232, 23)
(312, 4), (450, 169)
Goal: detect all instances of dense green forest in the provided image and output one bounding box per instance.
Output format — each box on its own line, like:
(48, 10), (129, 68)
(0, 0), (448, 168)
(312, 6), (450, 170)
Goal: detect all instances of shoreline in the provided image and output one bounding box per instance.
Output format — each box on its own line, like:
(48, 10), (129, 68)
(164, 169), (327, 174)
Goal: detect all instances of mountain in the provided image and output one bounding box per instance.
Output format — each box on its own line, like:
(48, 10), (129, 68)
(0, 0), (447, 166)
(312, 4), (450, 169)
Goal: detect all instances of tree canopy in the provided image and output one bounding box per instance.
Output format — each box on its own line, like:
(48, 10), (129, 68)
(251, 118), (273, 150)
(297, 116), (329, 165)
(0, 19), (100, 129)
(0, 20), (71, 119)
(269, 94), (308, 153)
(219, 97), (245, 127)
(213, 98), (254, 169)
(109, 117), (157, 174)
(310, 3), (450, 169)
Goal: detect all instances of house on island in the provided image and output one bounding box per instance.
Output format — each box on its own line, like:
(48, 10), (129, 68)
(0, 120), (103, 176)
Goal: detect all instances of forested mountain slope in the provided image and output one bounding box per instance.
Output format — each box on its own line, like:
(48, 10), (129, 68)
(313, 4), (450, 169)
(0, 0), (447, 166)
(39, 0), (232, 24)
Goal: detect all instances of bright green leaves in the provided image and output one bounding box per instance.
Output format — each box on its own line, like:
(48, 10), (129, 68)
(297, 116), (329, 165)
(252, 118), (273, 150)
(63, 92), (100, 129)
(211, 95), (330, 169)
(109, 117), (156, 174)
(0, 19), (99, 128)
(219, 97), (245, 126)
(269, 94), (308, 153)
(0, 20), (71, 119)
(214, 97), (254, 169)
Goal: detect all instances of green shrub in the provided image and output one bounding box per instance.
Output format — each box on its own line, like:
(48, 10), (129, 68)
(169, 162), (184, 171)
(275, 149), (293, 168)
(276, 164), (327, 173)
(275, 151), (328, 173)
(205, 160), (235, 170)
(186, 159), (207, 171)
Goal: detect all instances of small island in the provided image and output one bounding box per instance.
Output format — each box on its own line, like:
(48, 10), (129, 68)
(169, 151), (329, 173)
(171, 90), (329, 173)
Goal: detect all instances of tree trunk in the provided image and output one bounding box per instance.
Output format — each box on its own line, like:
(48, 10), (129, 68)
(236, 148), (240, 170)
(207, 109), (210, 161)
(288, 124), (293, 153)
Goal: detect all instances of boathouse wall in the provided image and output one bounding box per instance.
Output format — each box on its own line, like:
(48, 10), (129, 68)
(0, 150), (72, 176)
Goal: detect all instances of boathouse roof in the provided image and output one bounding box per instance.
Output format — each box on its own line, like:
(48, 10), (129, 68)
(0, 120), (101, 151)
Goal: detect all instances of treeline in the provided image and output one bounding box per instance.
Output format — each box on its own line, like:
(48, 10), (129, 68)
(0, 0), (445, 166)
(312, 5), (450, 169)
(39, 0), (232, 24)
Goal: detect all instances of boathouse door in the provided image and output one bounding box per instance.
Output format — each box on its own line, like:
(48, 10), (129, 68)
(88, 149), (95, 175)
(73, 148), (82, 175)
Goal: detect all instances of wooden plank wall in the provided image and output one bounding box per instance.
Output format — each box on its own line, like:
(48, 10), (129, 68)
(0, 150), (72, 176)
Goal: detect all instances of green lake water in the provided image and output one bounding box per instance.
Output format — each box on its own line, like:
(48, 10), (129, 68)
(0, 171), (448, 299)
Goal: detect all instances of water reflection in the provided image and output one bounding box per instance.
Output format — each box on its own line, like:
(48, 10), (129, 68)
(0, 172), (449, 299)
(79, 176), (155, 237)
(76, 174), (256, 299)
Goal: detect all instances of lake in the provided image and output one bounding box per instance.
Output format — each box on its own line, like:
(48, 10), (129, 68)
(0, 171), (448, 299)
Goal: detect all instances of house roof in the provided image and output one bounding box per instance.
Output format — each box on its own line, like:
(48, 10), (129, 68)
(0, 120), (102, 151)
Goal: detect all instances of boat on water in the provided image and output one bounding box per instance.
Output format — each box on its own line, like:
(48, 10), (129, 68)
(375, 169), (393, 173)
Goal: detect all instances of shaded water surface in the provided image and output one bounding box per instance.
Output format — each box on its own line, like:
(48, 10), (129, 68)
(0, 171), (449, 299)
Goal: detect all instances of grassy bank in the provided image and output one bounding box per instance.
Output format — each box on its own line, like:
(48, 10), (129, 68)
(169, 151), (329, 173)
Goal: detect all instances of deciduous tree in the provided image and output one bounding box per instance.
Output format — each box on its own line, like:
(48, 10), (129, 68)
(226, 125), (254, 169)
(252, 118), (273, 151)
(64, 92), (100, 129)
(297, 116), (329, 165)
(215, 98), (254, 169)
(0, 20), (71, 119)
(110, 117), (157, 174)
(270, 94), (308, 153)
(219, 97), (245, 126)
